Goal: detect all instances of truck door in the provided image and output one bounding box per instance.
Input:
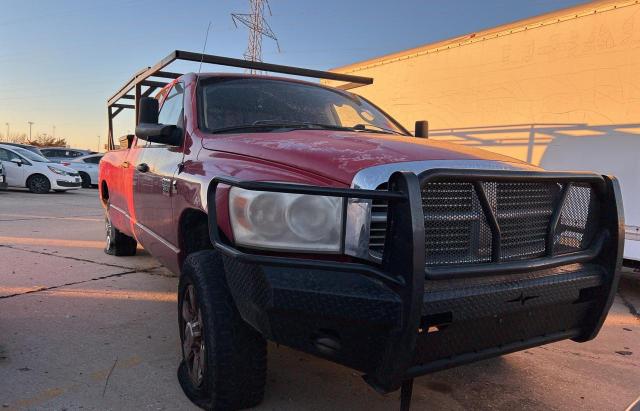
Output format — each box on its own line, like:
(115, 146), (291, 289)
(132, 82), (185, 257)
(0, 148), (26, 187)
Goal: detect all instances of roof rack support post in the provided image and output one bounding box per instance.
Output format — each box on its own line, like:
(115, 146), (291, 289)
(135, 84), (142, 125)
(107, 106), (114, 150)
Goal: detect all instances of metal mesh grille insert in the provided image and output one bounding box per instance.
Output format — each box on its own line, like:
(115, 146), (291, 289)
(553, 183), (599, 255)
(422, 182), (492, 266)
(368, 179), (598, 268)
(493, 182), (556, 261)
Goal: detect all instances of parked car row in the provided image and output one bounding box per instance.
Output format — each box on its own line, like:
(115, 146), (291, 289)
(0, 143), (102, 193)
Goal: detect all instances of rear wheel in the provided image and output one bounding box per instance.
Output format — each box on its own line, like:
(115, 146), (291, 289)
(27, 174), (51, 194)
(178, 250), (267, 410)
(104, 208), (137, 256)
(79, 172), (91, 188)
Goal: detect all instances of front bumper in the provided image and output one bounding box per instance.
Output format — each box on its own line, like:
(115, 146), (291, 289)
(53, 177), (81, 189)
(208, 170), (624, 393)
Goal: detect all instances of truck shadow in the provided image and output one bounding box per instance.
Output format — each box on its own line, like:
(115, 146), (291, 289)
(262, 343), (546, 410)
(429, 122), (640, 172)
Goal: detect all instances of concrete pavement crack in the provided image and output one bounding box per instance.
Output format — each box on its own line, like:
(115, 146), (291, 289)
(102, 358), (118, 397)
(0, 245), (174, 300)
(0, 244), (163, 273)
(0, 269), (138, 299)
(618, 292), (640, 320)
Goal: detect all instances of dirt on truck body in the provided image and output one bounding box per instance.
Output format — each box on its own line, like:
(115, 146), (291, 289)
(99, 50), (624, 410)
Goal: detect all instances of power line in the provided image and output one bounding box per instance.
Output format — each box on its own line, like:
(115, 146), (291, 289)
(232, 0), (280, 73)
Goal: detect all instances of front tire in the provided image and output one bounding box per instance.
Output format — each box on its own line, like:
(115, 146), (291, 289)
(27, 174), (51, 194)
(79, 172), (91, 188)
(178, 250), (267, 410)
(104, 208), (137, 256)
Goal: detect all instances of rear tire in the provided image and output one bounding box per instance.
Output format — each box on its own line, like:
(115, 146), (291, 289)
(178, 250), (267, 410)
(79, 172), (91, 188)
(104, 207), (137, 256)
(27, 174), (51, 194)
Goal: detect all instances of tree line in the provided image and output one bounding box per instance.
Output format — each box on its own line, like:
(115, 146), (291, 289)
(0, 132), (68, 147)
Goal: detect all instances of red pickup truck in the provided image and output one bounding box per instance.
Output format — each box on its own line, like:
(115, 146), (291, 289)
(99, 51), (623, 410)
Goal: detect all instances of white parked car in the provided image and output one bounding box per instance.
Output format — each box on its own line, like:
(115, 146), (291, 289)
(63, 154), (103, 188)
(0, 144), (82, 193)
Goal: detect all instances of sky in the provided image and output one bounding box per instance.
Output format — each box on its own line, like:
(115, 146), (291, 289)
(0, 0), (591, 151)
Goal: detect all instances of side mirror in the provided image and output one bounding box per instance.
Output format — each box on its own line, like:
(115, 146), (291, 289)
(135, 97), (181, 146)
(138, 96), (159, 124)
(11, 158), (23, 166)
(414, 120), (429, 138)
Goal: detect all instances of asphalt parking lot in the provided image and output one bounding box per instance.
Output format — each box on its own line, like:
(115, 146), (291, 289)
(0, 188), (639, 410)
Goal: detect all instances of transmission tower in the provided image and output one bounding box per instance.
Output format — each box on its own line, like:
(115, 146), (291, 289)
(232, 0), (280, 73)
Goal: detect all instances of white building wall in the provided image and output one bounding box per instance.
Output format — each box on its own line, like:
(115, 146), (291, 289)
(328, 0), (640, 260)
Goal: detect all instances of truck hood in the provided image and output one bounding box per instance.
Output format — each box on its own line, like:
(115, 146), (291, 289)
(201, 130), (531, 185)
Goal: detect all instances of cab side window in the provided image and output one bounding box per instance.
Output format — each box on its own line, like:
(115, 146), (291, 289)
(141, 83), (184, 148)
(158, 83), (184, 127)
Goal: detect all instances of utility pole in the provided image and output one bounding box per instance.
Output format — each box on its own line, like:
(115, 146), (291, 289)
(97, 135), (101, 152)
(53, 125), (56, 138)
(232, 0), (280, 73)
(28, 121), (34, 140)
(4, 123), (8, 141)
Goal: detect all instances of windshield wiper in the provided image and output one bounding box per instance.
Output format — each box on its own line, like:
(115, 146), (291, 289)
(209, 120), (352, 134)
(350, 123), (405, 136)
(253, 120), (356, 131)
(208, 120), (405, 135)
(209, 124), (289, 134)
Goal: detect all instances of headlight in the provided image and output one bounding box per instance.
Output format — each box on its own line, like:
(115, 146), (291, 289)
(48, 166), (70, 176)
(228, 186), (344, 252)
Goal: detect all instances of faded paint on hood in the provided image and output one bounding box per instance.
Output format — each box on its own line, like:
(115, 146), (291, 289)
(201, 130), (528, 184)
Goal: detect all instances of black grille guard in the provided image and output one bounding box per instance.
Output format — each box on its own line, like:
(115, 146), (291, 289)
(207, 169), (624, 393)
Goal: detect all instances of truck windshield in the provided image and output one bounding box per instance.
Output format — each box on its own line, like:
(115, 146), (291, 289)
(13, 147), (49, 162)
(199, 78), (408, 135)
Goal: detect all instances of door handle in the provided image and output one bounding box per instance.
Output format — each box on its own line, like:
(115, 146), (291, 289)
(121, 161), (130, 168)
(137, 163), (149, 173)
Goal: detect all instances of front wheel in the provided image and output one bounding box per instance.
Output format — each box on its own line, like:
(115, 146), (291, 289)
(104, 208), (137, 256)
(27, 174), (51, 194)
(178, 250), (267, 410)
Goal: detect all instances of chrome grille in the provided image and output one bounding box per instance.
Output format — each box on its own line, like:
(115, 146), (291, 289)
(368, 180), (598, 267)
(369, 184), (388, 255)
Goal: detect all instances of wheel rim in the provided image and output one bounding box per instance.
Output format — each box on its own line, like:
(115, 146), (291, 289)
(181, 284), (205, 386)
(32, 177), (47, 192)
(105, 218), (112, 249)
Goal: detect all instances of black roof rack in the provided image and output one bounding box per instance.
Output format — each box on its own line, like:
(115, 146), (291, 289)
(106, 50), (374, 149)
